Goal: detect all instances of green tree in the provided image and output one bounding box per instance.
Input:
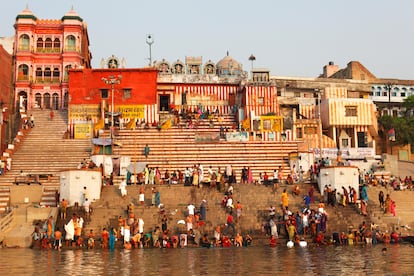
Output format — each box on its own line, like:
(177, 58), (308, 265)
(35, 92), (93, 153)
(378, 114), (414, 147)
(402, 95), (414, 117)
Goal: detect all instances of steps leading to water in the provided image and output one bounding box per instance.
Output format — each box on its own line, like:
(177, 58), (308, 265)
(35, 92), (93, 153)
(0, 109), (92, 188)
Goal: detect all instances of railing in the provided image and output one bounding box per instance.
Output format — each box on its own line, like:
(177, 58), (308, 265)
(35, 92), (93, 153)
(17, 76), (30, 81)
(34, 77), (61, 84)
(35, 48), (61, 54)
(0, 210), (14, 240)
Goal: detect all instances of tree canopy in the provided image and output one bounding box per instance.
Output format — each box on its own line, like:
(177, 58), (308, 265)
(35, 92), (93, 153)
(379, 95), (414, 147)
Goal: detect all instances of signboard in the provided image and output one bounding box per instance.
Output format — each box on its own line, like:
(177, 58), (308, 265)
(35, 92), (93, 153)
(74, 123), (92, 139)
(195, 132), (220, 143)
(69, 104), (100, 119)
(118, 105), (145, 119)
(225, 131), (249, 142)
(313, 147), (375, 159)
(260, 115), (283, 132)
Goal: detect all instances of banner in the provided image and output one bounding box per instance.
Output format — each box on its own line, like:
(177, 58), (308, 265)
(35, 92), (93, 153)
(118, 105), (145, 119)
(69, 104), (100, 119)
(74, 123), (92, 139)
(260, 115), (283, 132)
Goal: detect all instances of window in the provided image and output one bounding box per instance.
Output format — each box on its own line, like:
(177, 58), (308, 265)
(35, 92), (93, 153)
(53, 38), (60, 50)
(296, 127), (303, 139)
(36, 38), (43, 50)
(17, 64), (29, 80)
(53, 68), (60, 78)
(345, 106), (357, 117)
(65, 35), (76, 51)
(36, 67), (42, 78)
(258, 97), (264, 105)
(341, 138), (349, 148)
(64, 65), (72, 81)
(123, 88), (131, 99)
(45, 38), (52, 49)
(392, 87), (398, 97)
(19, 34), (30, 50)
(44, 67), (51, 79)
(392, 110), (398, 117)
(101, 89), (109, 99)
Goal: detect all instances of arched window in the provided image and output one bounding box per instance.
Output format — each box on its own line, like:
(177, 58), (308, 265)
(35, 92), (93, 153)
(64, 65), (72, 81)
(17, 64), (29, 80)
(19, 34), (30, 51)
(53, 38), (60, 51)
(53, 68), (60, 83)
(36, 38), (43, 51)
(44, 93), (51, 109)
(65, 35), (76, 51)
(35, 67), (42, 83)
(44, 67), (52, 81)
(52, 93), (59, 110)
(35, 93), (42, 109)
(45, 38), (52, 51)
(63, 91), (69, 109)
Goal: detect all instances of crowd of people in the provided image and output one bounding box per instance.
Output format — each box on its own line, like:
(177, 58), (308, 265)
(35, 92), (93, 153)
(31, 154), (412, 250)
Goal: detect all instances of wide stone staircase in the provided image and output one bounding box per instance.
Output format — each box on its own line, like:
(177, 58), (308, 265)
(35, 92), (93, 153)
(112, 115), (297, 184)
(367, 185), (414, 232)
(0, 109), (92, 207)
(81, 178), (381, 243)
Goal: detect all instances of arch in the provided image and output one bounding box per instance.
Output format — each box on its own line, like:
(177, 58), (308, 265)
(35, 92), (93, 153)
(44, 67), (52, 82)
(172, 60), (185, 74)
(53, 38), (60, 50)
(45, 38), (52, 50)
(35, 93), (42, 109)
(17, 64), (29, 80)
(35, 67), (42, 82)
(17, 91), (28, 112)
(19, 34), (30, 50)
(63, 91), (69, 109)
(204, 61), (216, 75)
(36, 37), (43, 50)
(64, 65), (72, 81)
(52, 93), (59, 110)
(65, 35), (76, 51)
(53, 68), (60, 82)
(44, 93), (51, 109)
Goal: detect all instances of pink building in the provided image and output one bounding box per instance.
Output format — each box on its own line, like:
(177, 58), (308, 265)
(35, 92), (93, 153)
(13, 6), (91, 112)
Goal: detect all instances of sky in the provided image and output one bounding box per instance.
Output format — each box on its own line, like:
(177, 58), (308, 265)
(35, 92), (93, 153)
(1, 0), (413, 79)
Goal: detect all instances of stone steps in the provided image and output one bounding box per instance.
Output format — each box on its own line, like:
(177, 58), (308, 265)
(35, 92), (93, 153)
(0, 109), (92, 189)
(0, 187), (10, 213)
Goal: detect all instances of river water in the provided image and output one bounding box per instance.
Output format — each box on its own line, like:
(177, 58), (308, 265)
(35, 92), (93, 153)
(0, 244), (412, 275)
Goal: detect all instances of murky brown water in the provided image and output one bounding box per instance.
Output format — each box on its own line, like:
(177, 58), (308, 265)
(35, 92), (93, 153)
(0, 244), (413, 275)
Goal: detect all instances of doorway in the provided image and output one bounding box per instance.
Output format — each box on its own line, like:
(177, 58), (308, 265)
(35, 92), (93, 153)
(159, 94), (170, 112)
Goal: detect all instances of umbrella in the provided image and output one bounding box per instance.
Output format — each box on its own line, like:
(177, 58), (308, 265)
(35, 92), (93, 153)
(126, 162), (147, 173)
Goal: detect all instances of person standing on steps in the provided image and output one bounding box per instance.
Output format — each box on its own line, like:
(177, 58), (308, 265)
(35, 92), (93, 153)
(50, 110), (54, 120)
(30, 114), (35, 128)
(143, 144), (150, 159)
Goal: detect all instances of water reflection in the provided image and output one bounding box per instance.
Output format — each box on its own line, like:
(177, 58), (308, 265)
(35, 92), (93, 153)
(1, 245), (414, 275)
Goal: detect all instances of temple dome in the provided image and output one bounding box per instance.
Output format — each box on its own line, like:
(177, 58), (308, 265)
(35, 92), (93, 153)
(216, 52), (242, 76)
(62, 6), (83, 22)
(16, 5), (37, 21)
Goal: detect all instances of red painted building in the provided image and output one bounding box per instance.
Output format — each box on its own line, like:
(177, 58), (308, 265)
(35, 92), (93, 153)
(68, 67), (158, 136)
(13, 7), (91, 112)
(0, 44), (13, 152)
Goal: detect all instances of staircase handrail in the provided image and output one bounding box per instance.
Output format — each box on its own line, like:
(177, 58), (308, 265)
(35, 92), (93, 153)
(0, 209), (14, 236)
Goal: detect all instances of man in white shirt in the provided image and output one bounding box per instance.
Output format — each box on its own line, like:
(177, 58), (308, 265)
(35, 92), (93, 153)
(187, 203), (195, 216)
